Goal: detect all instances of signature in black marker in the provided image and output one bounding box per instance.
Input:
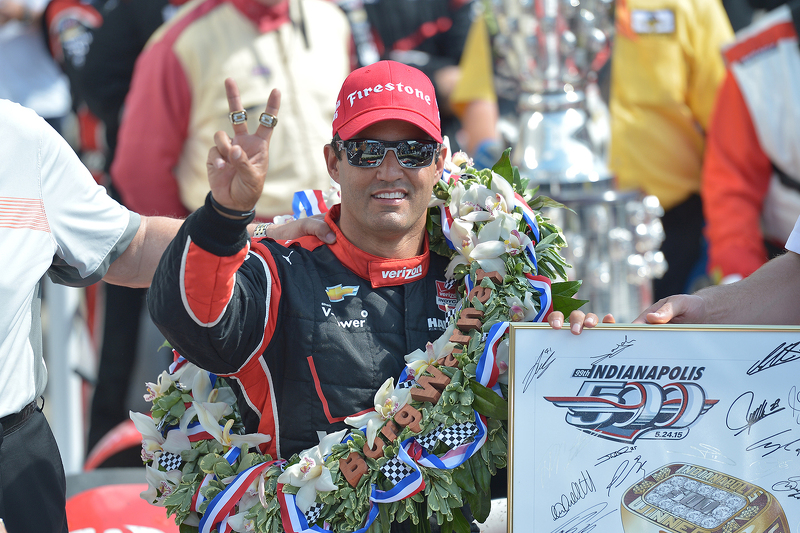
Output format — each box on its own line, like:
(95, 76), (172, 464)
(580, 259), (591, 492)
(748, 341), (800, 375)
(726, 391), (785, 436)
(595, 446), (636, 467)
(551, 470), (596, 521)
(606, 455), (648, 497)
(523, 347), (556, 393)
(746, 429), (800, 458)
(591, 336), (635, 365)
(773, 476), (800, 500)
(789, 386), (800, 425)
(549, 502), (616, 533)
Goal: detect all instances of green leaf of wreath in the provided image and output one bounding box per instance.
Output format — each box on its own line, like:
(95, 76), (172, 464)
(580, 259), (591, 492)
(468, 381), (508, 420)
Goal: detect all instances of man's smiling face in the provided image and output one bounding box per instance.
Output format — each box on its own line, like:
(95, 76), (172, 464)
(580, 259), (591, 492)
(325, 119), (444, 255)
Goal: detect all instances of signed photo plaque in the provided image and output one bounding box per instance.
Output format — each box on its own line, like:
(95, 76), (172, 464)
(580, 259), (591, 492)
(508, 324), (800, 533)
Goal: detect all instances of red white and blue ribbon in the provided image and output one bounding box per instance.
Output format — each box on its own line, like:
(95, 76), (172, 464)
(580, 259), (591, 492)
(438, 204), (456, 250)
(278, 485), (380, 533)
(476, 321), (508, 388)
(169, 352), (187, 374)
(199, 456), (277, 533)
(192, 447), (241, 513)
(406, 413), (487, 470)
(464, 272), (474, 295)
(525, 274), (553, 322)
(513, 192), (540, 243)
(370, 445), (426, 503)
(292, 190), (328, 219)
(183, 421), (217, 442)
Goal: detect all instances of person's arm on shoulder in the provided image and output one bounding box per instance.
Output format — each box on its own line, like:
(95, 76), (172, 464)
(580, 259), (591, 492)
(103, 215), (184, 287)
(634, 251), (800, 325)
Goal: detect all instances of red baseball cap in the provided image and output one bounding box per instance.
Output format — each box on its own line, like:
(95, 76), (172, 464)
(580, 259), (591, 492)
(332, 60), (442, 142)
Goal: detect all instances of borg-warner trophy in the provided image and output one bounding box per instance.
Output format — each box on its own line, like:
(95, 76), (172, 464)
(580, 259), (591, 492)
(489, 0), (666, 322)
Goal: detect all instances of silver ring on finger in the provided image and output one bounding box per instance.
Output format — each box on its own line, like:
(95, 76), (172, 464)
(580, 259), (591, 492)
(259, 113), (278, 128)
(229, 110), (247, 125)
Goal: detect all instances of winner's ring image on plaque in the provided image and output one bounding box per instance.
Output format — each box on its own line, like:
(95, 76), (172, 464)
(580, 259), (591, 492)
(621, 463), (790, 533)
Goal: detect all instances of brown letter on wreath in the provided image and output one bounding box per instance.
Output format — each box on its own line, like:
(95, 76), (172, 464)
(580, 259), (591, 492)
(363, 436), (386, 459)
(394, 404), (422, 433)
(457, 308), (484, 331)
(380, 420), (401, 442)
(411, 366), (451, 403)
(437, 353), (459, 368)
(467, 285), (492, 304)
(449, 328), (471, 345)
(476, 269), (503, 286)
(340, 452), (368, 487)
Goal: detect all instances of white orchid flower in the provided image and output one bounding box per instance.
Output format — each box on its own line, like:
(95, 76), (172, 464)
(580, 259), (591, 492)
(345, 378), (411, 448)
(451, 151), (473, 169)
(130, 411), (192, 462)
(193, 401), (272, 450)
(441, 136), (467, 177)
(450, 183), (493, 220)
(405, 324), (457, 378)
(323, 182), (341, 208)
(179, 370), (238, 435)
(445, 218), (509, 279)
(277, 429), (346, 513)
(496, 339), (510, 385)
(141, 464), (182, 505)
(503, 229), (533, 257)
(227, 511), (257, 533)
(170, 360), (203, 386)
(489, 171), (516, 212)
(143, 371), (175, 402)
(506, 292), (539, 322)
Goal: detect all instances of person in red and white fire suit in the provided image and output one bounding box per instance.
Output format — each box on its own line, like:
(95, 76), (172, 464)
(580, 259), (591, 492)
(702, 0), (800, 283)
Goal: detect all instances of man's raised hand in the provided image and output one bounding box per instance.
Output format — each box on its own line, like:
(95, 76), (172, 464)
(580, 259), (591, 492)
(207, 78), (281, 216)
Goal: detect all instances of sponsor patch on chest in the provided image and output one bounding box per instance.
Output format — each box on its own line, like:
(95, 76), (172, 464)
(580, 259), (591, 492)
(631, 9), (675, 34)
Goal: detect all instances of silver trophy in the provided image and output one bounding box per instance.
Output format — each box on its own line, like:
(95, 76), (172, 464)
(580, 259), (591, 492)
(490, 0), (666, 321)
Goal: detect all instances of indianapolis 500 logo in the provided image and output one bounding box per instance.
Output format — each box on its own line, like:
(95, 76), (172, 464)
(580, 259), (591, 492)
(545, 381), (718, 443)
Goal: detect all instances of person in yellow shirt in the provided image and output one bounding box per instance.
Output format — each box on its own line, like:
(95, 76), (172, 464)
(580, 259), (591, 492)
(609, 0), (733, 299)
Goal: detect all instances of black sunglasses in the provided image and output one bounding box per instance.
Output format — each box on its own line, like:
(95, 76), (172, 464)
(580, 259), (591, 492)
(336, 139), (440, 169)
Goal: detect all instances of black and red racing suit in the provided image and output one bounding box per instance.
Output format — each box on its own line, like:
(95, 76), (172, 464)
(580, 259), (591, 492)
(147, 200), (455, 458)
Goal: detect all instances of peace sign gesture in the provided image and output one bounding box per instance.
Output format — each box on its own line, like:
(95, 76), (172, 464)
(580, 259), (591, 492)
(207, 78), (281, 218)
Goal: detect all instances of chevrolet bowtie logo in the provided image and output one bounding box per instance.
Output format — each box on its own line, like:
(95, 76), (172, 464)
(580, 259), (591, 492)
(325, 284), (360, 302)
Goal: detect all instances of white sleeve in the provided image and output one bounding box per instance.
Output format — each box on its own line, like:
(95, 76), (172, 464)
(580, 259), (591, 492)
(31, 105), (140, 286)
(785, 216), (800, 255)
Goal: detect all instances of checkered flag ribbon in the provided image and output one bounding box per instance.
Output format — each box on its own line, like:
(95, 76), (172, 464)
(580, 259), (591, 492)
(439, 421), (478, 448)
(305, 501), (325, 524)
(445, 300), (461, 324)
(159, 451), (182, 471)
(397, 378), (415, 389)
(380, 456), (414, 485)
(415, 425), (443, 451)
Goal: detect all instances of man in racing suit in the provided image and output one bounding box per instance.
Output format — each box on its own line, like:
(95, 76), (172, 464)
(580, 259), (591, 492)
(147, 61), (455, 459)
(702, 0), (800, 284)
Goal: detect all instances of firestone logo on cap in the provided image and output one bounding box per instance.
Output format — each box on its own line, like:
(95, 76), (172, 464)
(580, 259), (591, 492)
(343, 82), (432, 108)
(332, 61), (442, 142)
